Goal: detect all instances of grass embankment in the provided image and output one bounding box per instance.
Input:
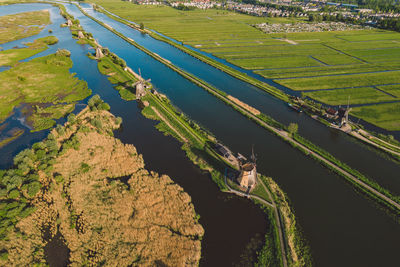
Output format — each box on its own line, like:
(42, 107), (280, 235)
(0, 47), (91, 130)
(88, 2), (400, 129)
(58, 6), (138, 101)
(96, 54), (137, 100)
(80, 2), (400, 211)
(87, 1), (289, 101)
(0, 95), (204, 266)
(0, 10), (50, 44)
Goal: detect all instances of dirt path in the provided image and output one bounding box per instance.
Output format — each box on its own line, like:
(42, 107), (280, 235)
(351, 130), (400, 157)
(219, 95), (400, 211)
(151, 106), (188, 143)
(281, 38), (298, 45)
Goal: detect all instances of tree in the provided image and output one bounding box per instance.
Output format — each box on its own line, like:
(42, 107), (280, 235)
(288, 123), (298, 136)
(139, 22), (144, 30)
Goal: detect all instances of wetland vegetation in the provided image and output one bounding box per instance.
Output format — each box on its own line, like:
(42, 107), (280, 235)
(0, 96), (204, 266)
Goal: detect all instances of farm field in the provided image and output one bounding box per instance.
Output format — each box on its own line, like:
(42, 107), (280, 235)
(304, 87), (396, 106)
(90, 0), (400, 130)
(352, 102), (400, 131)
(276, 71), (400, 91)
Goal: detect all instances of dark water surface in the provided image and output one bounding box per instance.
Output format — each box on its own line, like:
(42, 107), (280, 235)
(66, 3), (400, 267)
(1, 3), (400, 267)
(78, 3), (400, 198)
(0, 4), (269, 266)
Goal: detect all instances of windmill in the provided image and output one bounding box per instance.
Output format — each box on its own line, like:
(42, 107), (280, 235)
(133, 68), (151, 99)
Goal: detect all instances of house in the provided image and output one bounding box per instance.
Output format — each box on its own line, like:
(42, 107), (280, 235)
(215, 143), (232, 158)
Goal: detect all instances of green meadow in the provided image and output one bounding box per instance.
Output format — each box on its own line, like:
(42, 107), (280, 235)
(304, 87), (396, 106)
(352, 103), (400, 131)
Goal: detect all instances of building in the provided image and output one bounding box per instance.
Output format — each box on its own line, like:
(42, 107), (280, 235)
(215, 143), (233, 158)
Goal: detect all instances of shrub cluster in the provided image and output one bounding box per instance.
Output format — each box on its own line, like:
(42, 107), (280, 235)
(88, 94), (110, 111)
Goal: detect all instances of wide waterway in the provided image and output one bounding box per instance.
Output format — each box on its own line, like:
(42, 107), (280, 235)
(77, 2), (400, 198)
(1, 3), (400, 266)
(0, 4), (269, 266)
(67, 3), (400, 266)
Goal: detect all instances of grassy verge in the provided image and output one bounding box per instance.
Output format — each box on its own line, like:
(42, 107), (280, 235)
(86, 2), (289, 102)
(292, 133), (400, 214)
(261, 176), (313, 267)
(96, 55), (137, 101)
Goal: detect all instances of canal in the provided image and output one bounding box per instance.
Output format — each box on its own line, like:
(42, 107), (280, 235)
(0, 4), (269, 266)
(0, 3), (399, 267)
(79, 2), (400, 197)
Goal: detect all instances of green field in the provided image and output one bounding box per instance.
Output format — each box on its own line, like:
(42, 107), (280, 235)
(91, 0), (400, 130)
(0, 10), (50, 44)
(277, 71), (400, 91)
(304, 87), (396, 105)
(352, 102), (400, 131)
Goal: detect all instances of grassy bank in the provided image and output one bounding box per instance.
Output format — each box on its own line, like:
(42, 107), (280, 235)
(88, 1), (400, 130)
(0, 10), (50, 44)
(0, 47), (91, 130)
(78, 2), (400, 211)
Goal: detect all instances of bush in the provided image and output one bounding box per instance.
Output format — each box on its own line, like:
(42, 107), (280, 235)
(67, 113), (76, 124)
(98, 102), (110, 111)
(88, 94), (102, 109)
(32, 141), (46, 151)
(27, 182), (41, 198)
(80, 162), (90, 173)
(115, 117), (122, 125)
(56, 124), (65, 135)
(8, 190), (20, 199)
(91, 119), (103, 130)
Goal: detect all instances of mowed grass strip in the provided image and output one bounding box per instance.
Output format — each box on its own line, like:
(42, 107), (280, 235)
(312, 53), (363, 65)
(348, 48), (400, 63)
(351, 102), (400, 131)
(0, 10), (50, 44)
(229, 56), (323, 69)
(276, 71), (400, 91)
(256, 62), (400, 79)
(336, 32), (400, 42)
(376, 85), (400, 98)
(304, 87), (396, 105)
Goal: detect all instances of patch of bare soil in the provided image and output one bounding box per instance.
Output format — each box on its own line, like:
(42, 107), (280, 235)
(2, 107), (203, 266)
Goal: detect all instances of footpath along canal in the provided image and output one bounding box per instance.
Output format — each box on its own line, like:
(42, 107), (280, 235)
(78, 2), (400, 197)
(0, 3), (399, 266)
(0, 4), (269, 266)
(63, 3), (400, 267)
